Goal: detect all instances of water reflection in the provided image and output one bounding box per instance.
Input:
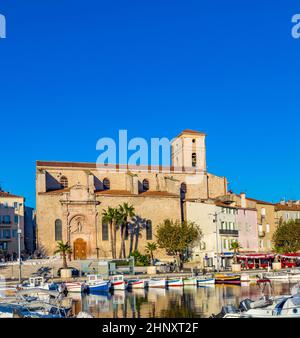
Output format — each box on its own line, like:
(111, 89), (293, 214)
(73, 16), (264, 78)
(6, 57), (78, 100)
(71, 282), (298, 318)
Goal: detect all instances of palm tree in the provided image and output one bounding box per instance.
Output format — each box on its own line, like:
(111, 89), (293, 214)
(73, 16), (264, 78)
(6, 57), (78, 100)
(230, 241), (242, 264)
(145, 242), (158, 265)
(54, 241), (72, 269)
(118, 203), (135, 258)
(102, 207), (120, 259)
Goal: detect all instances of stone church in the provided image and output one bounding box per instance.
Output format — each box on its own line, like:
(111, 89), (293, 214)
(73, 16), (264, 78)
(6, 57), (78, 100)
(36, 130), (228, 260)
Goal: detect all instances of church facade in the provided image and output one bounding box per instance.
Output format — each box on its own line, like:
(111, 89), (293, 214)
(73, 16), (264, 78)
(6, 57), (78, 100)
(36, 130), (228, 260)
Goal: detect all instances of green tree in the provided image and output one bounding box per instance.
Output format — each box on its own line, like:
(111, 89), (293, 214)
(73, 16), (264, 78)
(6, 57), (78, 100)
(145, 242), (158, 265)
(118, 203), (135, 259)
(230, 240), (242, 264)
(130, 250), (150, 266)
(54, 241), (72, 269)
(272, 218), (300, 253)
(102, 207), (121, 259)
(156, 219), (202, 270)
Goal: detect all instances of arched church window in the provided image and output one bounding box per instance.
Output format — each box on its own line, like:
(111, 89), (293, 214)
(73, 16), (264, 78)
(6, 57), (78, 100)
(60, 176), (68, 188)
(55, 219), (62, 241)
(103, 178), (110, 190)
(192, 153), (197, 167)
(142, 179), (149, 191)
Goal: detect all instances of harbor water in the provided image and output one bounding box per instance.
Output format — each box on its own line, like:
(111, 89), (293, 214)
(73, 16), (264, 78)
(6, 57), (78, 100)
(71, 281), (298, 318)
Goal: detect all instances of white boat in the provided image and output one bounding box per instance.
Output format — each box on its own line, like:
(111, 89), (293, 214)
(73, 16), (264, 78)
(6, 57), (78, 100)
(86, 275), (111, 292)
(197, 277), (215, 285)
(213, 283), (300, 318)
(126, 279), (146, 289)
(65, 281), (88, 293)
(183, 277), (197, 286)
(110, 275), (126, 290)
(147, 278), (166, 288)
(222, 295), (300, 318)
(167, 277), (183, 287)
(20, 277), (56, 291)
(263, 272), (289, 280)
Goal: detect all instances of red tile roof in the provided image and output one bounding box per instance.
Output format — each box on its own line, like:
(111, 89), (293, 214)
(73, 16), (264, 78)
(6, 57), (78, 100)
(0, 191), (23, 199)
(36, 160), (206, 174)
(246, 197), (274, 206)
(275, 204), (300, 211)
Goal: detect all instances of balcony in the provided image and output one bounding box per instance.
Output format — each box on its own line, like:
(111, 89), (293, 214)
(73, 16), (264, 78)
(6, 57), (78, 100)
(219, 229), (239, 236)
(0, 222), (11, 226)
(258, 231), (265, 237)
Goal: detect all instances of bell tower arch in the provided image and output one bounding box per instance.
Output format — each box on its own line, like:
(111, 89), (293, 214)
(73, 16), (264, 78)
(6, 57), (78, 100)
(171, 129), (207, 173)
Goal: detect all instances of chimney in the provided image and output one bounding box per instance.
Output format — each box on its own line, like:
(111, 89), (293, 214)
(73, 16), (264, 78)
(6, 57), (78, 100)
(240, 192), (246, 209)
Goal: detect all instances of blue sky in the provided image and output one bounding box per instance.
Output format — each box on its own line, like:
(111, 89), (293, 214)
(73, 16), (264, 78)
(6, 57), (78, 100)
(0, 0), (300, 207)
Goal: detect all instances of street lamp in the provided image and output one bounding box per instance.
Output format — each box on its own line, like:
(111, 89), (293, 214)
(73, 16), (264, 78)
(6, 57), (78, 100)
(16, 203), (22, 283)
(211, 211), (223, 272)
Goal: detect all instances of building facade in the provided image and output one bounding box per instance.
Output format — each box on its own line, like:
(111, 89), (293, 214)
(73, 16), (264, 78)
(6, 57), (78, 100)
(185, 197), (258, 269)
(275, 201), (300, 224)
(36, 130), (228, 260)
(0, 191), (25, 256)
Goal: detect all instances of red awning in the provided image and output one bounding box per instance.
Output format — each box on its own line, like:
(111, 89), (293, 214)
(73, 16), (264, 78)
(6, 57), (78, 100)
(237, 254), (274, 259)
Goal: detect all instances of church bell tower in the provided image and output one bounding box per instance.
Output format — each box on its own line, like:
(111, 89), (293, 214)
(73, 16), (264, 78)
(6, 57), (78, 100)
(171, 129), (207, 173)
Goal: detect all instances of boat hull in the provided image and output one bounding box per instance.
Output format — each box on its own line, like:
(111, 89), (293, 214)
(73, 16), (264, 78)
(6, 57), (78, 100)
(167, 279), (183, 287)
(88, 282), (111, 293)
(65, 282), (85, 293)
(127, 280), (146, 289)
(148, 279), (166, 288)
(197, 278), (215, 285)
(183, 278), (197, 286)
(215, 274), (241, 284)
(111, 281), (126, 290)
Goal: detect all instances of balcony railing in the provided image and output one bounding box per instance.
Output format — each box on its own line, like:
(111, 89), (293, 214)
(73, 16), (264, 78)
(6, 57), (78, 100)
(219, 229), (239, 236)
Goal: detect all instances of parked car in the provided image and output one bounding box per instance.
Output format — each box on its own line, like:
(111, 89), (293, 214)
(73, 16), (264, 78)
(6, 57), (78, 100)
(57, 267), (81, 277)
(153, 259), (167, 266)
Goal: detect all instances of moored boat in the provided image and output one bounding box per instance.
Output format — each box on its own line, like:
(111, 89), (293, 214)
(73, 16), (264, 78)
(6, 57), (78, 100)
(197, 277), (215, 285)
(183, 277), (197, 286)
(126, 279), (146, 289)
(147, 278), (166, 288)
(65, 282), (88, 293)
(86, 275), (111, 293)
(110, 275), (126, 290)
(167, 277), (183, 287)
(215, 274), (241, 284)
(20, 277), (57, 291)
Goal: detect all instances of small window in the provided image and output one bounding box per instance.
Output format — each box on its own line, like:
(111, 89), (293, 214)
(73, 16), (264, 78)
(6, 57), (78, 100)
(3, 229), (11, 239)
(60, 176), (68, 188)
(14, 215), (18, 224)
(266, 224), (270, 233)
(102, 219), (109, 241)
(192, 153), (197, 167)
(12, 230), (18, 238)
(55, 219), (62, 241)
(142, 179), (149, 191)
(103, 178), (110, 190)
(146, 220), (152, 240)
(3, 215), (10, 224)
